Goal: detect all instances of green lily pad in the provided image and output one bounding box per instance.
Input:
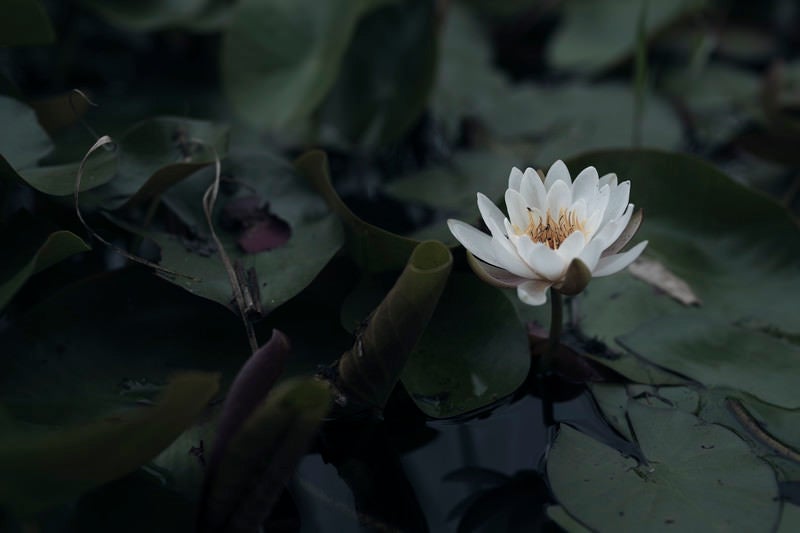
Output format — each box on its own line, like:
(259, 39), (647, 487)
(0, 372), (219, 515)
(402, 274), (530, 418)
(318, 0), (437, 147)
(619, 316), (800, 409)
(296, 149), (418, 272)
(778, 504), (800, 533)
(548, 403), (780, 532)
(0, 95), (52, 170)
(132, 150), (343, 312)
(0, 217), (90, 311)
(222, 0), (393, 131)
(561, 150), (799, 402)
(548, 0), (706, 72)
(0, 0), (55, 45)
(0, 268), (249, 425)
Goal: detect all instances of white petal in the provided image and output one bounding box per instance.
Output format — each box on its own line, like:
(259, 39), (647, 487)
(593, 241), (648, 277)
(521, 168), (547, 210)
(508, 167), (523, 191)
(517, 239), (567, 281)
(447, 219), (497, 266)
(505, 189), (530, 231)
(556, 231), (587, 262)
(487, 219), (537, 277)
(570, 199), (587, 224)
(599, 172), (618, 188)
(517, 280), (551, 306)
(544, 160), (572, 190)
(585, 184), (610, 229)
(602, 180), (631, 225)
(547, 179), (572, 215)
(477, 193), (506, 236)
(593, 204), (633, 250)
(571, 166), (599, 205)
(578, 238), (605, 272)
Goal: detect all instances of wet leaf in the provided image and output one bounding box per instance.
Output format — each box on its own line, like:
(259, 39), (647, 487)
(199, 378), (330, 533)
(401, 274), (530, 418)
(548, 403), (780, 532)
(0, 214), (90, 311)
(0, 372), (219, 515)
(296, 149), (418, 272)
(0, 0), (55, 45)
(336, 240), (452, 410)
(222, 0), (393, 131)
(129, 150), (343, 313)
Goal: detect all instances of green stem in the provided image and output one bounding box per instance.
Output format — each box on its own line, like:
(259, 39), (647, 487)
(538, 290), (563, 375)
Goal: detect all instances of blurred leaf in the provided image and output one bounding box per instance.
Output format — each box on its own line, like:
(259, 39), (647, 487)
(0, 268), (249, 426)
(199, 378), (330, 533)
(336, 240), (452, 410)
(206, 330), (291, 475)
(546, 505), (591, 533)
(0, 0), (55, 45)
(0, 372), (219, 515)
(318, 0), (438, 147)
(778, 504), (800, 533)
(385, 150), (522, 244)
(0, 222), (90, 311)
(296, 149), (418, 272)
(0, 95), (52, 169)
(548, 0), (706, 72)
(126, 150), (343, 313)
(222, 0), (394, 131)
(29, 91), (91, 134)
(547, 403), (780, 532)
(82, 0), (218, 31)
(401, 274), (530, 418)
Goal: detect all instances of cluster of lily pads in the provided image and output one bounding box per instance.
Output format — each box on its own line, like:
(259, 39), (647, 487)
(2, 0), (800, 531)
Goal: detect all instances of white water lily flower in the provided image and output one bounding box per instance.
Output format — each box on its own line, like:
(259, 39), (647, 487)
(447, 160), (648, 306)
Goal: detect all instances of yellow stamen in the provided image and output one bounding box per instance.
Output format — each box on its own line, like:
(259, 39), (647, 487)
(519, 208), (585, 249)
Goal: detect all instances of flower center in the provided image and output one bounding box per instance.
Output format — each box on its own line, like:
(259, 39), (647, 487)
(521, 208), (585, 249)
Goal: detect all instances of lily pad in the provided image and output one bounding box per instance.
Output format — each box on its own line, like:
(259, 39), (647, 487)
(548, 403), (780, 532)
(296, 149), (417, 272)
(0, 372), (219, 515)
(548, 0), (706, 72)
(222, 0), (393, 131)
(401, 274), (530, 418)
(564, 150), (799, 364)
(134, 150), (343, 313)
(0, 221), (90, 311)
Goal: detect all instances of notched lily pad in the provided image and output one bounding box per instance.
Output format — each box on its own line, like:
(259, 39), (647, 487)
(548, 402), (781, 532)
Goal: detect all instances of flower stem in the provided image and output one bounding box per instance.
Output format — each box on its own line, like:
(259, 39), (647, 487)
(539, 290), (563, 375)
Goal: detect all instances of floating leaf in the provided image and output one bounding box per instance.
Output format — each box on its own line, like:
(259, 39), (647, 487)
(336, 240), (452, 410)
(222, 0), (393, 131)
(296, 149), (417, 272)
(0, 216), (90, 311)
(0, 372), (219, 515)
(0, 0), (55, 45)
(125, 150), (344, 313)
(548, 403), (780, 532)
(401, 274), (530, 418)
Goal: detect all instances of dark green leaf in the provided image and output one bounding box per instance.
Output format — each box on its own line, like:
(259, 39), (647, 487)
(0, 96), (52, 169)
(0, 372), (219, 515)
(0, 0), (55, 45)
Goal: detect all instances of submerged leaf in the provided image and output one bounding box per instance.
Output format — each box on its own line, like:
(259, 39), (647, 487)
(0, 372), (219, 515)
